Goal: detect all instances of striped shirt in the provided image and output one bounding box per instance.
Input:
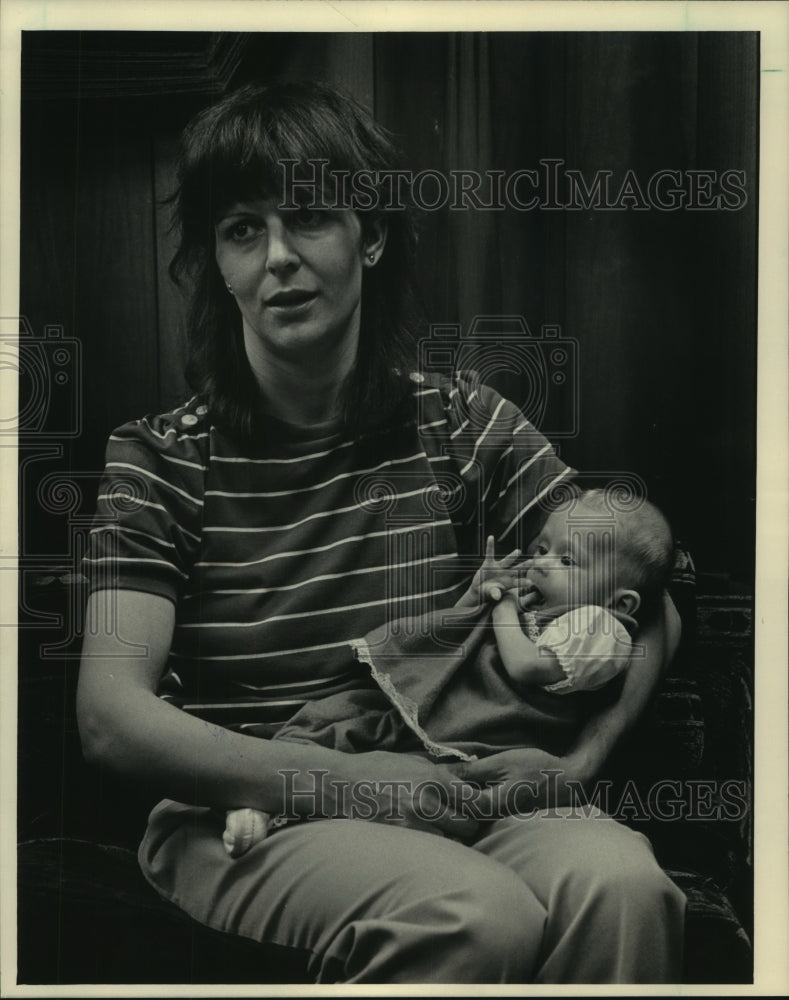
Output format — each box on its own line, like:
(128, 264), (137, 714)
(84, 371), (572, 730)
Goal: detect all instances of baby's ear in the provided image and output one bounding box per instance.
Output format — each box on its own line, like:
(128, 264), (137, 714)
(613, 589), (641, 617)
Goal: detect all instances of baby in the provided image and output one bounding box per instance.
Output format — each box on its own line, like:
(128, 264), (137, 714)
(223, 487), (674, 856)
(474, 487), (674, 694)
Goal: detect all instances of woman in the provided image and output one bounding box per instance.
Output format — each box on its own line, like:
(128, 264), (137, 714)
(77, 81), (685, 984)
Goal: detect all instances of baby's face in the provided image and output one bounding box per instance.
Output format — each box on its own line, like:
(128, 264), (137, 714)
(522, 509), (618, 609)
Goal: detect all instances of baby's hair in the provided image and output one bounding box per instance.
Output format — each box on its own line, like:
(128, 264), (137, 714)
(577, 488), (675, 614)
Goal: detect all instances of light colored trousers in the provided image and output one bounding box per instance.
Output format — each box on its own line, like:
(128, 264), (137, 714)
(139, 799), (686, 984)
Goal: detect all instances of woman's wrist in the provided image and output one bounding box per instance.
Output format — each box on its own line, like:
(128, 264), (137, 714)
(560, 746), (598, 787)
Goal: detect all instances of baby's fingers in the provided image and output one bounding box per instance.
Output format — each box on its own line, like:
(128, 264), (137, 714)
(481, 534), (497, 565)
(519, 588), (541, 609)
(497, 548), (521, 569)
(481, 581), (503, 602)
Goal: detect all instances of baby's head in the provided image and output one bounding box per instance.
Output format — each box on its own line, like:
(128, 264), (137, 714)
(523, 488), (674, 618)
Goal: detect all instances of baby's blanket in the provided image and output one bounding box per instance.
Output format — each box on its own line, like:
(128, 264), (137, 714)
(275, 604), (619, 761)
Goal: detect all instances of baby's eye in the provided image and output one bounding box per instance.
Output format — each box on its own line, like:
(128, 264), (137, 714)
(560, 554), (575, 566)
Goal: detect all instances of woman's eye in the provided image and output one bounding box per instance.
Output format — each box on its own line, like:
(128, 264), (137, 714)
(290, 206), (328, 229)
(220, 220), (262, 243)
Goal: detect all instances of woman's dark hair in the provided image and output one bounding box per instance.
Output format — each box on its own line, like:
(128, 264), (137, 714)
(168, 80), (422, 439)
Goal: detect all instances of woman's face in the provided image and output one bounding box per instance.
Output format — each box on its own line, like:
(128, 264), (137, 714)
(214, 198), (383, 372)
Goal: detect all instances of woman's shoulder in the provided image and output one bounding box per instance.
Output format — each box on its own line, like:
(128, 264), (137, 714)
(413, 370), (541, 454)
(414, 369), (525, 422)
(107, 396), (212, 460)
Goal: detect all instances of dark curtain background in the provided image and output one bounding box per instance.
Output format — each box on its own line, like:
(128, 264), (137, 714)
(19, 30), (758, 592)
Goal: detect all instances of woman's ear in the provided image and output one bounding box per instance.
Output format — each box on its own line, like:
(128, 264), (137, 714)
(362, 218), (388, 266)
(613, 589), (641, 617)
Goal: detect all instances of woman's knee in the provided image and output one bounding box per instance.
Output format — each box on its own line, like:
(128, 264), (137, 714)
(593, 844), (684, 913)
(318, 831), (547, 982)
(551, 817), (685, 919)
(436, 860), (546, 980)
(614, 849), (687, 935)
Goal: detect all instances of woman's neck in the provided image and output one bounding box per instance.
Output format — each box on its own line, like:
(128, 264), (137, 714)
(244, 333), (357, 427)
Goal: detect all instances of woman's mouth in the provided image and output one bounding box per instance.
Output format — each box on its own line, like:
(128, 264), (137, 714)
(265, 290), (318, 313)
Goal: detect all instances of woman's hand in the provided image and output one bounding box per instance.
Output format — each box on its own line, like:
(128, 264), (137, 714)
(322, 750), (481, 841)
(78, 591), (481, 840)
(462, 590), (684, 819)
(462, 748), (580, 816)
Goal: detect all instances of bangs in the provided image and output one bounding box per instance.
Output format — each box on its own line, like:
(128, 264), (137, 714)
(171, 80), (421, 443)
(179, 82), (397, 232)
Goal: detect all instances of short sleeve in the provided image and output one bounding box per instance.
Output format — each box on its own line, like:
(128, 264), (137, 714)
(82, 405), (208, 604)
(441, 371), (575, 551)
(536, 605), (633, 694)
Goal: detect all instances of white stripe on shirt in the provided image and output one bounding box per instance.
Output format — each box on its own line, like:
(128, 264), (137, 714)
(184, 551), (459, 598)
(195, 519), (453, 568)
(179, 581), (462, 628)
(500, 466), (573, 540)
(202, 485), (447, 534)
(205, 450), (429, 500)
(105, 462), (204, 507)
(458, 398), (508, 477)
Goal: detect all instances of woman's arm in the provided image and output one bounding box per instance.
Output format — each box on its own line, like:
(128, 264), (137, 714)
(464, 591), (682, 810)
(491, 594), (565, 686)
(77, 589), (298, 812)
(563, 590), (682, 785)
(77, 589), (480, 838)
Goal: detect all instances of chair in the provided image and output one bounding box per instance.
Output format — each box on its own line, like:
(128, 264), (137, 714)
(16, 555), (753, 984)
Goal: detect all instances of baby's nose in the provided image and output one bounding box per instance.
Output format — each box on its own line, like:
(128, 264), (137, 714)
(532, 554), (564, 573)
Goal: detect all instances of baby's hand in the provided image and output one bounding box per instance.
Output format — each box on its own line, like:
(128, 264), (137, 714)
(468, 536), (522, 604)
(517, 586), (542, 611)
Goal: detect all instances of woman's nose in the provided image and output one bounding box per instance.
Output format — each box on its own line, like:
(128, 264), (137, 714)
(265, 223), (299, 274)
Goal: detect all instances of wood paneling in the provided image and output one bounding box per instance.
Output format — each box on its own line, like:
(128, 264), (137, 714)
(20, 97), (160, 467)
(153, 130), (190, 413)
(20, 31), (758, 581)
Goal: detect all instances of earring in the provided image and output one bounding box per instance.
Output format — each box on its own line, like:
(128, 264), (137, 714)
(226, 282), (234, 293)
(368, 254), (376, 264)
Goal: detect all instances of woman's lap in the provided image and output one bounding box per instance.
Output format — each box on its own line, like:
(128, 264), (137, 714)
(138, 799), (685, 983)
(473, 809), (687, 982)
